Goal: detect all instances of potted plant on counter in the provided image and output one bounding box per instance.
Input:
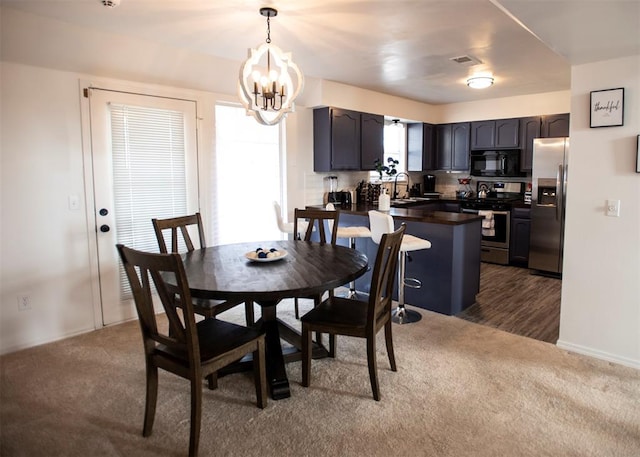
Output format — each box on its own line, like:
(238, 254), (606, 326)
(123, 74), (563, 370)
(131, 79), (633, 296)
(374, 157), (399, 181)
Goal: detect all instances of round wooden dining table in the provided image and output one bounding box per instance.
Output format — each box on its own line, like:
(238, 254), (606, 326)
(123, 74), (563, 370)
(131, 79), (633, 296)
(176, 240), (368, 400)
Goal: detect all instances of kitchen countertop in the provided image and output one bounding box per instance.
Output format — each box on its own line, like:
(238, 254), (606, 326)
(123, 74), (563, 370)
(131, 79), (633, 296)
(328, 203), (482, 226)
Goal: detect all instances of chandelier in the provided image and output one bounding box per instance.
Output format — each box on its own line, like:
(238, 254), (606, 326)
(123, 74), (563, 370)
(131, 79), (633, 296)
(238, 7), (304, 126)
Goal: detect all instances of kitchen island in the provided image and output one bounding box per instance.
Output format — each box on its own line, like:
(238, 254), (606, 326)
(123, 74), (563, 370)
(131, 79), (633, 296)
(327, 203), (482, 316)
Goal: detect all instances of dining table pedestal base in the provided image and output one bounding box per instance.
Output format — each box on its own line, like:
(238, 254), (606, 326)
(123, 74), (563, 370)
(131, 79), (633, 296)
(218, 300), (330, 400)
(262, 317), (291, 400)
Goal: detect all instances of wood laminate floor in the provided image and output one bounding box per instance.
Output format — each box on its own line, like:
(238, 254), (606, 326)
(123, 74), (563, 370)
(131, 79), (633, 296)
(456, 262), (562, 344)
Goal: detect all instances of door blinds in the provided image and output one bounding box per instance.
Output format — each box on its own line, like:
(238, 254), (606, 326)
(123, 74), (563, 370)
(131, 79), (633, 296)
(110, 103), (188, 297)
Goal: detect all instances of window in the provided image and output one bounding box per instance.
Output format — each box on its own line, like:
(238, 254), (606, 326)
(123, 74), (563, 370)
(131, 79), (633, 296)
(370, 120), (406, 181)
(213, 104), (283, 245)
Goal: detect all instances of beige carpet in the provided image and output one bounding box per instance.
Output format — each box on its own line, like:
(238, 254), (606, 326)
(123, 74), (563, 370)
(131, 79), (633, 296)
(1, 300), (639, 457)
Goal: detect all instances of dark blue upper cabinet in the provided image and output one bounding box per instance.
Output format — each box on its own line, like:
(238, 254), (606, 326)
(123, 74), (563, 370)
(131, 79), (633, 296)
(436, 122), (470, 171)
(541, 114), (570, 138)
(495, 118), (520, 148)
(407, 122), (436, 171)
(360, 113), (384, 171)
(471, 118), (519, 150)
(313, 107), (383, 172)
(519, 116), (542, 172)
(471, 121), (495, 150)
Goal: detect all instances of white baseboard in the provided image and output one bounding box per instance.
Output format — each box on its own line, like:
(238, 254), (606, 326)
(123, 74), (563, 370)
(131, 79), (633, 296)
(556, 339), (640, 370)
(0, 326), (95, 356)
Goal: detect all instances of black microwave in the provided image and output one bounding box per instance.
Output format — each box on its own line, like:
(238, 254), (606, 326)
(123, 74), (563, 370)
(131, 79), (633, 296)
(470, 150), (523, 177)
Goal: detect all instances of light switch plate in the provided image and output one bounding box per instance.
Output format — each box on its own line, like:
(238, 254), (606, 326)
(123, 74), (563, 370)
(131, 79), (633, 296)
(606, 199), (620, 217)
(68, 195), (80, 210)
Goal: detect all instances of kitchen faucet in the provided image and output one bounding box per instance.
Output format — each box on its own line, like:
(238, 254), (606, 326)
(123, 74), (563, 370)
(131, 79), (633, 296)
(393, 172), (410, 199)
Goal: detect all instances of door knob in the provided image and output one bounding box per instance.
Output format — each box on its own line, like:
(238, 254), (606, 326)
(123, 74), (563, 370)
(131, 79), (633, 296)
(100, 224), (110, 233)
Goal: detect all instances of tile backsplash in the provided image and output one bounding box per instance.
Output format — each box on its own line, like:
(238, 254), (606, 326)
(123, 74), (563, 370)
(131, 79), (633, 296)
(303, 171), (532, 205)
(432, 171), (531, 198)
(305, 171), (370, 205)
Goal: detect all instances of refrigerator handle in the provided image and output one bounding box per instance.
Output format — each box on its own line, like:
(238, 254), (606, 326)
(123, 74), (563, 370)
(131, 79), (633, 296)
(556, 164), (562, 221)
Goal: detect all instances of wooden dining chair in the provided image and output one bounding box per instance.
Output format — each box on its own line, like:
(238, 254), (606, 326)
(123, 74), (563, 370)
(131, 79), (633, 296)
(292, 207), (340, 319)
(152, 213), (255, 326)
(116, 244), (267, 457)
(292, 207), (339, 245)
(300, 224), (406, 401)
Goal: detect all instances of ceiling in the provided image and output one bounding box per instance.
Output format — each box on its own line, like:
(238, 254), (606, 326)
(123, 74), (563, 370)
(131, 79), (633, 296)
(2, 0), (638, 105)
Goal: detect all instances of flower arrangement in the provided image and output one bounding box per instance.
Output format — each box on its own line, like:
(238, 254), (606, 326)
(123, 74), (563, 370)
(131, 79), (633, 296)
(374, 157), (399, 180)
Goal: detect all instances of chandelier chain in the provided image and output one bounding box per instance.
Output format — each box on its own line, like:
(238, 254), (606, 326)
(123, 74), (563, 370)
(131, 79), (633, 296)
(266, 16), (271, 44)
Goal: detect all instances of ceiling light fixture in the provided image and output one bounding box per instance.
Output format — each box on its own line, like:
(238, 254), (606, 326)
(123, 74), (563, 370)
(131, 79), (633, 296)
(238, 7), (304, 126)
(467, 76), (494, 89)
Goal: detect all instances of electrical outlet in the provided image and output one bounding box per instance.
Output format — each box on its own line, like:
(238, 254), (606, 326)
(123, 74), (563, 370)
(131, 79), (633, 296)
(18, 295), (31, 311)
(606, 199), (620, 217)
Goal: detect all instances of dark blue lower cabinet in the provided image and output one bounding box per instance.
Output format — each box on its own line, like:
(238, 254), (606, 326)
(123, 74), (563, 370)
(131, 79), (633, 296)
(340, 214), (482, 316)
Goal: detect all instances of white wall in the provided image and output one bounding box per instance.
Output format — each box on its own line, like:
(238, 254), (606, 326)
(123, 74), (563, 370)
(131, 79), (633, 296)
(1, 62), (96, 350)
(310, 80), (440, 123)
(438, 90), (571, 123)
(557, 55), (640, 367)
(1, 7), (639, 369)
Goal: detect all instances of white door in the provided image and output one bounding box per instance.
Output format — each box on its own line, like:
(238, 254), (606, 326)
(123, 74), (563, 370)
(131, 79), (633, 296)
(88, 88), (199, 325)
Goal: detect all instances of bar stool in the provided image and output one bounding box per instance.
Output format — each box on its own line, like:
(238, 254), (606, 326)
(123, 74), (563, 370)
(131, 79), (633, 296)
(326, 203), (371, 298)
(368, 210), (431, 324)
(273, 201), (309, 239)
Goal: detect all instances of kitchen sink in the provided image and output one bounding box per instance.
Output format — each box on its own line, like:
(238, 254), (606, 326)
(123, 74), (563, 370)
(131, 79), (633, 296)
(391, 196), (439, 204)
(391, 198), (417, 205)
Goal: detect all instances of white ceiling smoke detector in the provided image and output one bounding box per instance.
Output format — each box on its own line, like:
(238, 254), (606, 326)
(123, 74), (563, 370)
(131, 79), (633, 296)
(101, 0), (121, 8)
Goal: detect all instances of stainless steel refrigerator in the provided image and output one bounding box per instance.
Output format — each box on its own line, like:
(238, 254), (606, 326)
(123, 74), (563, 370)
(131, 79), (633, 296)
(529, 137), (569, 275)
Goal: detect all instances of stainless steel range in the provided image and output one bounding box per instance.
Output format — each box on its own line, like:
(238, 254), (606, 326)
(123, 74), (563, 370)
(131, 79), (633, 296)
(459, 181), (524, 265)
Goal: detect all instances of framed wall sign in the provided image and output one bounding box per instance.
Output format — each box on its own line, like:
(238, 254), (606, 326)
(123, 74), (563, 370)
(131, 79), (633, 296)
(590, 88), (624, 128)
(637, 135), (640, 173)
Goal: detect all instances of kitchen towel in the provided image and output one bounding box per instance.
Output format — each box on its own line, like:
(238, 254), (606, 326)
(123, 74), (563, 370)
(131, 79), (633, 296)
(481, 219), (495, 229)
(478, 210), (495, 237)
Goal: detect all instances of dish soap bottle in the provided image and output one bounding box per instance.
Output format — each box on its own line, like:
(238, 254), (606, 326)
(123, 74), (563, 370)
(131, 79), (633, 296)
(378, 187), (390, 211)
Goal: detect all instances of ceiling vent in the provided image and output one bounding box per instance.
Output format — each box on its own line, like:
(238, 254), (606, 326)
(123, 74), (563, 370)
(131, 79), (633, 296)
(449, 55), (482, 66)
